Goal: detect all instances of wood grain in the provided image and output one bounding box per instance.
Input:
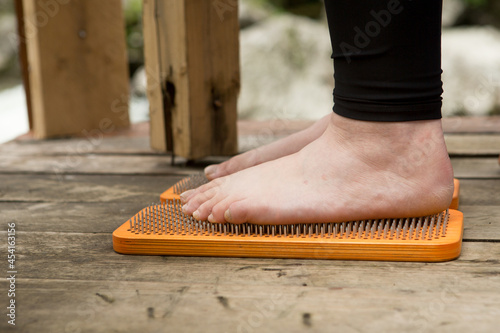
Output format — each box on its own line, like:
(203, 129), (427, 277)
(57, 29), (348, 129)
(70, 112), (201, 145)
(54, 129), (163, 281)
(2, 233), (499, 283)
(1, 240), (499, 332)
(1, 120), (499, 332)
(0, 154), (199, 176)
(8, 123), (500, 158)
(21, 0), (130, 138)
(442, 116), (500, 133)
(142, 0), (239, 158)
(452, 158), (500, 179)
(445, 134), (500, 156)
(2, 155), (498, 178)
(1, 203), (498, 240)
(459, 179), (500, 206)
(0, 174), (181, 203)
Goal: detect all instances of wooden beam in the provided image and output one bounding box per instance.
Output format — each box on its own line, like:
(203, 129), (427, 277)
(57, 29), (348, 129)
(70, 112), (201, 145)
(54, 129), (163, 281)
(21, 0), (130, 138)
(143, 0), (240, 159)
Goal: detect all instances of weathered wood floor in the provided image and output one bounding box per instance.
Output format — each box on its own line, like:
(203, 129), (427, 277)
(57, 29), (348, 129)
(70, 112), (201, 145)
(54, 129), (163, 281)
(1, 118), (500, 333)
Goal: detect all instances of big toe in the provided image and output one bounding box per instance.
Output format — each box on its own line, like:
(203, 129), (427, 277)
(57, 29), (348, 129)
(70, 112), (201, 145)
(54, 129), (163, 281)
(204, 165), (219, 180)
(205, 160), (236, 180)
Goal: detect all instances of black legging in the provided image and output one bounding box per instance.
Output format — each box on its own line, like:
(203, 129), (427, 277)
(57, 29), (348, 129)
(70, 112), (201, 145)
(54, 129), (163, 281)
(324, 0), (443, 122)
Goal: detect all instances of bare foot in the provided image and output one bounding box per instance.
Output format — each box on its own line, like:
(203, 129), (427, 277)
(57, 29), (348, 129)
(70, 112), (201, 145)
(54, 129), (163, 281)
(182, 114), (454, 225)
(204, 114), (331, 180)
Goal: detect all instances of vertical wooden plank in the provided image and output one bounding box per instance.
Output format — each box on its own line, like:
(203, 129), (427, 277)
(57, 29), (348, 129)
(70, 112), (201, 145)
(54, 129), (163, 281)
(143, 0), (239, 159)
(142, 0), (188, 153)
(14, 0), (33, 130)
(184, 0), (240, 158)
(141, 0), (166, 151)
(22, 0), (130, 138)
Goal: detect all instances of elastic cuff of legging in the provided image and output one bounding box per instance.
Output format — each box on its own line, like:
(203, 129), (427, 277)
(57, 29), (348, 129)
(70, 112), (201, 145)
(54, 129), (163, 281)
(333, 97), (442, 122)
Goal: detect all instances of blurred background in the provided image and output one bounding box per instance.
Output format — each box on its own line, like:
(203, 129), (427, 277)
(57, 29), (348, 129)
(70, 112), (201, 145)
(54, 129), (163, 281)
(1, 0), (500, 143)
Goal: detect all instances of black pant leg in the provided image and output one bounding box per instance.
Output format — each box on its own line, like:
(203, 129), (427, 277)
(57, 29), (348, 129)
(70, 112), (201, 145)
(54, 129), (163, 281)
(324, 0), (443, 121)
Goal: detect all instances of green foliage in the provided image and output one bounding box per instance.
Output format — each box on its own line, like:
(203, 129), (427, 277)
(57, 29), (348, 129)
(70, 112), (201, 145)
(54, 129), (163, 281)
(123, 0), (144, 72)
(124, 0), (142, 24)
(461, 0), (488, 8)
(263, 0), (324, 19)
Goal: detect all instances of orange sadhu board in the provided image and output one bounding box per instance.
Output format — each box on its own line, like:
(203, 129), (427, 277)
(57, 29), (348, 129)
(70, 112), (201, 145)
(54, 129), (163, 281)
(113, 203), (463, 262)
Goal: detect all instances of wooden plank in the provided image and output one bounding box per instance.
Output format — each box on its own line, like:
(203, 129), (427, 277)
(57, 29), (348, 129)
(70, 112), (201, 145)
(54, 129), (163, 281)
(2, 203), (499, 240)
(2, 155), (497, 178)
(141, 0), (171, 152)
(3, 233), (500, 282)
(184, 0), (239, 158)
(459, 179), (500, 206)
(1, 237), (499, 332)
(0, 154), (199, 176)
(22, 0), (130, 138)
(142, 0), (240, 159)
(0, 202), (148, 234)
(0, 136), (153, 156)
(10, 120), (500, 157)
(2, 269), (499, 333)
(452, 158), (500, 179)
(461, 206), (500, 241)
(0, 174), (181, 203)
(2, 119), (310, 156)
(445, 134), (500, 156)
(442, 116), (500, 134)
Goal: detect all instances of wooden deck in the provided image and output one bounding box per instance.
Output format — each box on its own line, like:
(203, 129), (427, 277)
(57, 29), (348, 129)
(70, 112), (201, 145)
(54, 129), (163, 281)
(1, 118), (500, 332)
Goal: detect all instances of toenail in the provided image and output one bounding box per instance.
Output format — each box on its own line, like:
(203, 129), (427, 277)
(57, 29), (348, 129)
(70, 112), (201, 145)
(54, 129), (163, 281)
(180, 190), (193, 203)
(182, 205), (188, 213)
(224, 209), (232, 222)
(205, 165), (218, 178)
(208, 214), (215, 223)
(193, 210), (200, 220)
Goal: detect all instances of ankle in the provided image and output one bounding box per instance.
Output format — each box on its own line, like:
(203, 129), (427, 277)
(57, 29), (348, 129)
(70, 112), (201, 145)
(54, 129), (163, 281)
(328, 113), (454, 195)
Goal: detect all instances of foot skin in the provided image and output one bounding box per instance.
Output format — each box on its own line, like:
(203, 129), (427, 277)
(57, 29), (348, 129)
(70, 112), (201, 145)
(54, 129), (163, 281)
(182, 114), (454, 225)
(204, 114), (331, 180)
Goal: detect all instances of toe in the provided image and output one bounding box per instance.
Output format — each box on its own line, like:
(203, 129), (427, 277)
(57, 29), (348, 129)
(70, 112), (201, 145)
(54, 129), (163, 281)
(207, 152), (258, 180)
(182, 188), (218, 214)
(179, 189), (194, 204)
(210, 199), (233, 223)
(204, 165), (219, 180)
(192, 197), (219, 221)
(224, 199), (249, 224)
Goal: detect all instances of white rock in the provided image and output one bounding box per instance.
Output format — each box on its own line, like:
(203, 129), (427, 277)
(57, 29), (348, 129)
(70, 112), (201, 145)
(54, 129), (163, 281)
(0, 85), (29, 144)
(442, 27), (500, 116)
(239, 0), (274, 29)
(0, 14), (17, 72)
(442, 0), (465, 27)
(239, 14), (334, 121)
(131, 66), (147, 97)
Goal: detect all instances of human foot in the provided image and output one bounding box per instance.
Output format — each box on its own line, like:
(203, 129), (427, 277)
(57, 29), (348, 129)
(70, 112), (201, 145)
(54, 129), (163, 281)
(182, 114), (454, 225)
(204, 114), (331, 180)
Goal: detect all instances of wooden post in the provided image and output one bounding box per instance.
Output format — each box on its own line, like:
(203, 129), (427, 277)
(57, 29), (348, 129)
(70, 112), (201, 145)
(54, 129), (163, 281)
(142, 0), (240, 159)
(21, 0), (130, 138)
